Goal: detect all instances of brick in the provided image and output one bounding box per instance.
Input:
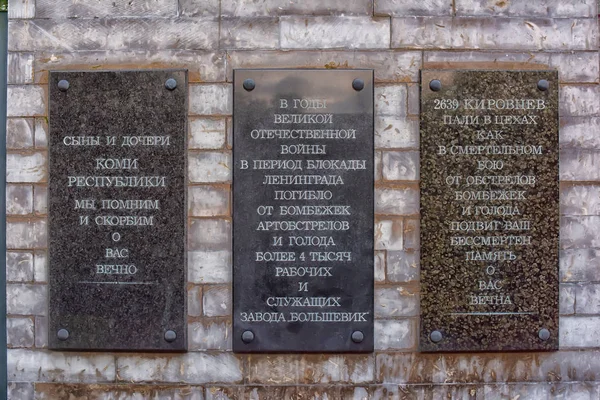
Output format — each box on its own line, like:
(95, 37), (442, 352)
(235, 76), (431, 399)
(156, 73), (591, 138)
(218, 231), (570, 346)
(116, 353), (242, 384)
(561, 216), (600, 249)
(6, 251), (33, 282)
(9, 19), (219, 52)
(34, 117), (48, 148)
(203, 285), (231, 317)
(403, 218), (419, 250)
(574, 284), (600, 314)
(35, 316), (48, 348)
(188, 250), (231, 283)
(375, 218), (403, 250)
(375, 84), (407, 117)
(374, 251), (386, 282)
(6, 85), (45, 117)
(188, 285), (202, 317)
(180, 0), (220, 17)
(188, 219), (231, 251)
(34, 251), (47, 282)
(8, 349), (115, 382)
(7, 152), (47, 183)
(407, 83), (419, 115)
(7, 284), (47, 316)
(35, 384), (206, 400)
(188, 319), (232, 351)
(560, 149), (600, 181)
(189, 118), (226, 150)
(375, 187), (419, 215)
(375, 117), (419, 149)
(561, 249), (600, 282)
(8, 0), (35, 18)
(280, 17), (391, 49)
(375, 151), (382, 181)
(7, 317), (34, 348)
(36, 0), (178, 18)
(8, 52), (34, 84)
(207, 386), (295, 399)
(375, 0), (452, 16)
(382, 151), (419, 181)
(560, 317), (600, 348)
(189, 84), (232, 115)
(227, 50), (422, 83)
(561, 185), (600, 215)
(33, 185), (47, 215)
(455, 0), (597, 17)
(189, 185), (229, 217)
(7, 218), (47, 249)
(560, 284), (576, 315)
(375, 287), (419, 317)
(560, 86), (600, 117)
(220, 18), (279, 49)
(391, 17), (598, 51)
(188, 152), (232, 183)
(6, 185), (33, 215)
(561, 117), (600, 149)
(387, 250), (419, 282)
(222, 0), (373, 16)
(6, 118), (34, 149)
(7, 382), (34, 400)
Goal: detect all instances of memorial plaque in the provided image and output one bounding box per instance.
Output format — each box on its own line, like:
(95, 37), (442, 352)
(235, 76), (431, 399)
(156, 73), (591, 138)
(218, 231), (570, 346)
(233, 69), (374, 352)
(420, 70), (559, 351)
(48, 70), (187, 351)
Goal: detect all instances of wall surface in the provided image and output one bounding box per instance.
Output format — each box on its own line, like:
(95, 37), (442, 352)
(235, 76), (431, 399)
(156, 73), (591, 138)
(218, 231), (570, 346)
(4, 0), (600, 398)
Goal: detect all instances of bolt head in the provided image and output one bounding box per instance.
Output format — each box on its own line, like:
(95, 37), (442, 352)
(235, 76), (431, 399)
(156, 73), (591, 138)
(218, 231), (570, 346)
(430, 330), (443, 343)
(351, 330), (364, 343)
(165, 78), (177, 90)
(57, 328), (69, 341)
(164, 330), (177, 342)
(58, 80), (70, 92)
(537, 79), (549, 91)
(241, 330), (254, 343)
(429, 79), (442, 92)
(538, 328), (550, 341)
(243, 79), (256, 91)
(352, 78), (364, 91)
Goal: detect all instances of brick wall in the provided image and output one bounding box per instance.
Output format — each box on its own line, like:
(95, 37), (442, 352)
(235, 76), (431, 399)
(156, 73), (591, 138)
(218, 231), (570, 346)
(5, 0), (600, 398)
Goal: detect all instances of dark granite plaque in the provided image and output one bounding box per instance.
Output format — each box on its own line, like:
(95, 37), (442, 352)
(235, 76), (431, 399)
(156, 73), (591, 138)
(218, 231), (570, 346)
(48, 70), (187, 351)
(420, 70), (559, 351)
(233, 69), (374, 352)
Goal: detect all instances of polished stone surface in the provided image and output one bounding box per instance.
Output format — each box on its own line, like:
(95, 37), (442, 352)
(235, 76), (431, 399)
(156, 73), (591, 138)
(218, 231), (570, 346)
(420, 70), (559, 352)
(48, 70), (187, 351)
(233, 69), (374, 352)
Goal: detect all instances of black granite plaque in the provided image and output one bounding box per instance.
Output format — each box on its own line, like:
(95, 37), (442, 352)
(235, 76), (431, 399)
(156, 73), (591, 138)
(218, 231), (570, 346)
(233, 69), (374, 352)
(420, 70), (559, 352)
(48, 70), (187, 351)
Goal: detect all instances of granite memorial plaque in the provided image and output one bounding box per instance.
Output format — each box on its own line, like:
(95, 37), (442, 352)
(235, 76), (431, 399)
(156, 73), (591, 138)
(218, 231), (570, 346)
(48, 70), (187, 351)
(420, 70), (559, 351)
(233, 69), (374, 352)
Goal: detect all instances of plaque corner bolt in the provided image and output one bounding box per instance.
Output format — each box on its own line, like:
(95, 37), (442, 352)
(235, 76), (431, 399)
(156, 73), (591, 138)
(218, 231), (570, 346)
(165, 78), (177, 91)
(429, 79), (442, 92)
(430, 330), (442, 343)
(57, 328), (69, 341)
(164, 330), (177, 343)
(352, 78), (364, 91)
(537, 79), (549, 91)
(538, 328), (550, 341)
(241, 330), (255, 343)
(243, 79), (256, 92)
(351, 330), (364, 343)
(58, 80), (70, 92)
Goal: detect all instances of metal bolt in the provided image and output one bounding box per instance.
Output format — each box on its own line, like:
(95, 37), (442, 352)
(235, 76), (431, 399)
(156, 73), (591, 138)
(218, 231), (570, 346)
(537, 79), (549, 91)
(352, 78), (364, 91)
(429, 79), (442, 92)
(430, 330), (443, 343)
(242, 330), (254, 343)
(57, 329), (69, 341)
(351, 330), (364, 343)
(58, 80), (70, 92)
(164, 330), (177, 342)
(165, 78), (177, 90)
(243, 79), (255, 91)
(538, 328), (550, 341)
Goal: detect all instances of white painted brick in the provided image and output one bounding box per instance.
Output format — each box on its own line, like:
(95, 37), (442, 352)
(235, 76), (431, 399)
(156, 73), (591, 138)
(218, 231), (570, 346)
(116, 353), (242, 384)
(560, 284), (576, 315)
(561, 249), (600, 282)
(375, 84), (407, 117)
(188, 285), (202, 317)
(375, 287), (419, 317)
(560, 149), (600, 181)
(548, 53), (599, 84)
(375, 117), (419, 149)
(226, 117), (233, 149)
(7, 317), (34, 348)
(561, 185), (600, 215)
(189, 118), (226, 149)
(407, 83), (419, 114)
(382, 151), (419, 181)
(7, 219), (47, 249)
(203, 285), (231, 317)
(6, 251), (33, 282)
(7, 152), (47, 183)
(6, 185), (33, 215)
(403, 218), (419, 250)
(188, 319), (232, 351)
(220, 18), (279, 49)
(375, 187), (419, 215)
(222, 0), (373, 16)
(188, 219), (231, 252)
(561, 117), (600, 149)
(33, 186), (47, 215)
(392, 17), (599, 51)
(189, 185), (229, 217)
(189, 84), (232, 115)
(375, 150), (382, 181)
(34, 117), (48, 148)
(375, 218), (403, 250)
(560, 317), (600, 348)
(280, 17), (391, 49)
(387, 250), (419, 282)
(8, 0), (35, 18)
(374, 319), (417, 350)
(188, 152), (232, 183)
(376, 0), (452, 16)
(8, 52), (34, 84)
(33, 251), (47, 282)
(6, 85), (45, 117)
(574, 284), (600, 314)
(36, 0), (178, 18)
(6, 284), (47, 315)
(456, 0), (597, 17)
(180, 0), (220, 17)
(374, 251), (386, 282)
(35, 316), (48, 348)
(7, 382), (34, 400)
(561, 216), (600, 249)
(6, 118), (34, 149)
(8, 349), (115, 382)
(560, 86), (600, 117)
(188, 250), (231, 283)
